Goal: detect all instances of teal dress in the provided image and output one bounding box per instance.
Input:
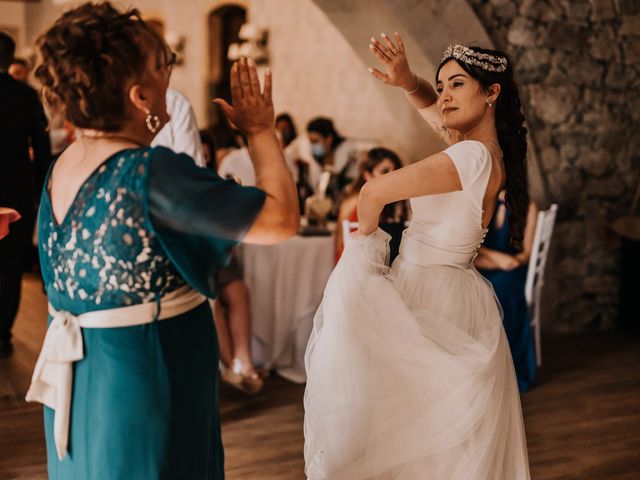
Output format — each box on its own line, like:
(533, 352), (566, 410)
(38, 146), (265, 479)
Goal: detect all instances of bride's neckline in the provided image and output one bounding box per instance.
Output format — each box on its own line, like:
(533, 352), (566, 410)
(468, 139), (503, 159)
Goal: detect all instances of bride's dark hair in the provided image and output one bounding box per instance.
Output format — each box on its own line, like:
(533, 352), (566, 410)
(436, 47), (529, 249)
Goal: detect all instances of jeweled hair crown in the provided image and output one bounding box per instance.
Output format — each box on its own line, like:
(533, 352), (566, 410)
(442, 45), (508, 73)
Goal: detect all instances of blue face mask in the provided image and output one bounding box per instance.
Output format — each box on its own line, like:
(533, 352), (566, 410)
(311, 142), (326, 160)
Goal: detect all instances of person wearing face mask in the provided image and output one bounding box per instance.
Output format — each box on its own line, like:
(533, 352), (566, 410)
(304, 34), (531, 479)
(306, 117), (360, 216)
(307, 117), (360, 175)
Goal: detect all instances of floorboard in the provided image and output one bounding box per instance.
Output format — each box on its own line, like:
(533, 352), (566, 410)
(1, 274), (638, 479)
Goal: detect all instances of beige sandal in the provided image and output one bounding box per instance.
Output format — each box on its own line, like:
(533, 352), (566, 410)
(220, 359), (264, 395)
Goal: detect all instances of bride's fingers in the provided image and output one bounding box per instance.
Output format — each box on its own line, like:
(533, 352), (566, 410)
(369, 41), (391, 64)
(367, 67), (390, 84)
(370, 37), (393, 60)
(380, 32), (398, 55)
(395, 32), (406, 55)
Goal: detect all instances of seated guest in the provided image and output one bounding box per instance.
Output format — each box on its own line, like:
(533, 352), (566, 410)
(306, 118), (360, 210)
(335, 147), (406, 261)
(475, 191), (538, 392)
(307, 117), (357, 178)
(211, 259), (264, 394)
(200, 128), (264, 394)
(275, 112), (297, 148)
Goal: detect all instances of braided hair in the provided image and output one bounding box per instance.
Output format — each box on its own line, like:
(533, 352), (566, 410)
(436, 47), (529, 249)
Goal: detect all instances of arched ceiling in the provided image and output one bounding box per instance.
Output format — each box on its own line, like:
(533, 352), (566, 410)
(311, 0), (494, 158)
(313, 0), (492, 77)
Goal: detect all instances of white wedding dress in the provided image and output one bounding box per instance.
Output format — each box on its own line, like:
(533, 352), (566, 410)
(304, 140), (531, 480)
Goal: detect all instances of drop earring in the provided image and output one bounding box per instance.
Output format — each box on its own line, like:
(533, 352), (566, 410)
(145, 109), (161, 134)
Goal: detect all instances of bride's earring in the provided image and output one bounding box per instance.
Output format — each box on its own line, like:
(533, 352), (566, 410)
(486, 98), (494, 108)
(145, 109), (161, 134)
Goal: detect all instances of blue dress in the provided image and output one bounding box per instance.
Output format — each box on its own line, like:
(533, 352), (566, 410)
(478, 200), (536, 392)
(38, 146), (265, 479)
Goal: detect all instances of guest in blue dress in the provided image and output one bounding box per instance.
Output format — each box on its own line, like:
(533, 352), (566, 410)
(26, 3), (298, 479)
(475, 192), (538, 392)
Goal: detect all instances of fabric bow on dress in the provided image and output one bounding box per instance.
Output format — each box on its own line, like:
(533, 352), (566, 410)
(26, 308), (84, 460)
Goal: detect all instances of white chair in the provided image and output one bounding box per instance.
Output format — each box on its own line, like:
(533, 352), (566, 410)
(524, 204), (559, 367)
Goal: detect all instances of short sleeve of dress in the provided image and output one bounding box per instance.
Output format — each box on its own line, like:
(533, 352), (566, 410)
(443, 140), (491, 191)
(146, 146), (266, 297)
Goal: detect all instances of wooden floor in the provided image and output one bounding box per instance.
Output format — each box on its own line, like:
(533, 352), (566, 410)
(1, 275), (639, 479)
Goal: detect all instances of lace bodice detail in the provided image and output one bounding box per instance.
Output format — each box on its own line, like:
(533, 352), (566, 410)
(39, 148), (185, 309)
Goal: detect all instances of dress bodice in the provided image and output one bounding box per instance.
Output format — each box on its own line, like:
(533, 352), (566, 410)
(39, 146), (266, 315)
(39, 148), (185, 312)
(400, 141), (492, 267)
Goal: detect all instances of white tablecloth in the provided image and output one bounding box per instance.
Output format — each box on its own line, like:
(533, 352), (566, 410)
(242, 235), (334, 383)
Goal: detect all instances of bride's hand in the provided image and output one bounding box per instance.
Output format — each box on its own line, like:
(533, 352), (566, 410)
(367, 32), (417, 91)
(213, 58), (274, 136)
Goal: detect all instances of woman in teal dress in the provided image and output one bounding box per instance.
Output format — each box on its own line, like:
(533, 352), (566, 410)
(26, 3), (298, 479)
(475, 193), (538, 392)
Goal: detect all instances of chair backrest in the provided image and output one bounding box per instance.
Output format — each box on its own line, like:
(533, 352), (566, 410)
(525, 204), (558, 307)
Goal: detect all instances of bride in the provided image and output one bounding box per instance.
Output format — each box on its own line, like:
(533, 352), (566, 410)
(304, 34), (531, 479)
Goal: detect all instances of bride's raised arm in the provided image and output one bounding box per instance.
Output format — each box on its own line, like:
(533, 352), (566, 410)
(368, 32), (461, 145)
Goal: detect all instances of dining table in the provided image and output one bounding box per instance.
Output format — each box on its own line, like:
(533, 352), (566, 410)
(242, 231), (335, 383)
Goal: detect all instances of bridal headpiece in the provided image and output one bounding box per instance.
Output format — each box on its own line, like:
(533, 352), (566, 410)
(441, 45), (508, 73)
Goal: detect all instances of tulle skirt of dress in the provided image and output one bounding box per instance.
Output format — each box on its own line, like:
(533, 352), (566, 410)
(304, 230), (530, 480)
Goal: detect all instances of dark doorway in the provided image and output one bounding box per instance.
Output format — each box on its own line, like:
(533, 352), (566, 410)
(207, 5), (246, 128)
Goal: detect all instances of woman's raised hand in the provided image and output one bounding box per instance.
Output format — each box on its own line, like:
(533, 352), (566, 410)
(213, 58), (274, 136)
(368, 32), (417, 91)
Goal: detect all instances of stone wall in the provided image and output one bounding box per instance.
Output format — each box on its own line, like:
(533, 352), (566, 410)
(468, 0), (640, 331)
